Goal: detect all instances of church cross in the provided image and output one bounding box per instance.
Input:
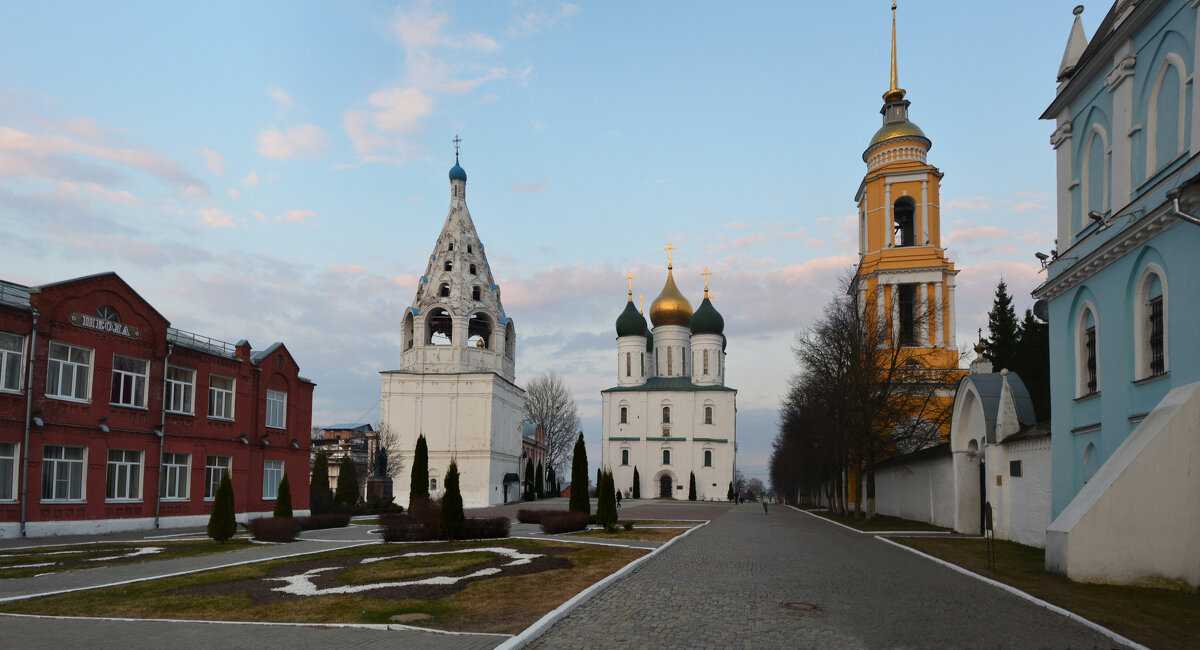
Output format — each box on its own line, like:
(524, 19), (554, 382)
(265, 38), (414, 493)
(637, 294), (646, 313)
(625, 272), (636, 296)
(664, 242), (676, 267)
(701, 268), (712, 295)
(452, 135), (462, 157)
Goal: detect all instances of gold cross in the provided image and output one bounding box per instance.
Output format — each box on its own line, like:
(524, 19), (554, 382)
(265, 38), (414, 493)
(625, 272), (636, 296)
(664, 242), (676, 267)
(452, 135), (461, 157)
(701, 268), (712, 295)
(637, 294), (646, 313)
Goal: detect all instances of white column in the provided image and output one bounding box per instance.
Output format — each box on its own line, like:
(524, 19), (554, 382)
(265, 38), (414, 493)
(947, 275), (957, 348)
(921, 179), (930, 245)
(919, 283), (929, 345)
(875, 281), (886, 340)
(884, 183), (893, 248)
(1108, 41), (1134, 208)
(1051, 111), (1074, 248)
(891, 281), (900, 346)
(934, 281), (944, 346)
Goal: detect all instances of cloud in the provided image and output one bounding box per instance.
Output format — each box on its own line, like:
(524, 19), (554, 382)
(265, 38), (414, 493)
(267, 86), (293, 110)
(508, 2), (582, 37)
(197, 207), (240, 228)
(241, 170), (259, 188)
(509, 181), (548, 194)
(201, 148), (225, 176)
(945, 224), (1011, 245)
(532, 121), (546, 131)
(255, 124), (329, 160)
(944, 196), (992, 211)
(279, 209), (317, 224)
(226, 188), (240, 200)
(722, 222), (749, 229)
(344, 87), (433, 163)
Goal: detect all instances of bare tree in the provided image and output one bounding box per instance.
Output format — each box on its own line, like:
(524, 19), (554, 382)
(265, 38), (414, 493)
(522, 372), (580, 477)
(367, 424), (405, 481)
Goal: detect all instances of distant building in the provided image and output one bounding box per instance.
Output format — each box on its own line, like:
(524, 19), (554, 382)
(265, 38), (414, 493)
(0, 272), (314, 537)
(1034, 0), (1200, 587)
(520, 422), (546, 495)
(313, 423), (375, 501)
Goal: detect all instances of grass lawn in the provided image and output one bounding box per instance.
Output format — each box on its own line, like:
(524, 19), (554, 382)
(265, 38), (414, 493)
(0, 539), (255, 579)
(565, 527), (689, 543)
(0, 539), (646, 635)
(898, 537), (1199, 650)
(809, 510), (950, 532)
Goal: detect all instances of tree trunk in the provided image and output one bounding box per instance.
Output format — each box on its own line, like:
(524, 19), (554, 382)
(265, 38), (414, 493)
(865, 454), (876, 520)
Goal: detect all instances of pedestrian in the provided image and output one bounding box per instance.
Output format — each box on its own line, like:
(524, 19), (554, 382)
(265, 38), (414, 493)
(763, 498), (768, 514)
(616, 489), (622, 508)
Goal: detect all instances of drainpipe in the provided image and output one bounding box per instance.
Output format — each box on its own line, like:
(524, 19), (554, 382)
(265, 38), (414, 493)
(154, 341), (173, 529)
(19, 310), (39, 537)
(1166, 188), (1200, 227)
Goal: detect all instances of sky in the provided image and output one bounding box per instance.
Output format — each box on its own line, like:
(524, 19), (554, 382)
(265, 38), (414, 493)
(0, 1), (1095, 485)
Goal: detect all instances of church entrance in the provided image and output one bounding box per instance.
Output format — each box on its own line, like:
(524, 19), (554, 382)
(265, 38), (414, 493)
(659, 474), (673, 499)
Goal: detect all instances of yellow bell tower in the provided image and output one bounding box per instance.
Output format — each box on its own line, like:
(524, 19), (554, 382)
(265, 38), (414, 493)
(854, 2), (959, 371)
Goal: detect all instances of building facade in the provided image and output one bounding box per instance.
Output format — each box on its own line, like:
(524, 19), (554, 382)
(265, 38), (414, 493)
(601, 263), (736, 500)
(313, 423), (375, 501)
(0, 273), (314, 537)
(380, 152), (525, 508)
(1034, 0), (1200, 586)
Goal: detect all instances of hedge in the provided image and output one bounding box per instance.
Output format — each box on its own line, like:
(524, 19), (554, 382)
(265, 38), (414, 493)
(539, 510), (588, 534)
(249, 516), (302, 542)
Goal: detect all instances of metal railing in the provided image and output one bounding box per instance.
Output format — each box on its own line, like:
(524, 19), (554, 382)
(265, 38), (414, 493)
(167, 327), (238, 358)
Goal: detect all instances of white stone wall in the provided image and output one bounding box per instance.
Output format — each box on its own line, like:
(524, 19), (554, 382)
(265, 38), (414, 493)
(996, 438), (1052, 548)
(871, 453), (956, 528)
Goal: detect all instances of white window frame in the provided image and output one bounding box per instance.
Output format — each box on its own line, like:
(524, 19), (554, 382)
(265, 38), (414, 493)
(263, 459), (284, 500)
(704, 449), (713, 467)
(1133, 264), (1169, 380)
(204, 455), (232, 500)
(0, 441), (17, 501)
(208, 375), (235, 420)
(47, 341), (92, 402)
(160, 452), (190, 500)
(106, 449), (143, 501)
(165, 366), (196, 415)
(0, 332), (24, 393)
(621, 448), (629, 466)
(110, 354), (149, 408)
(1075, 301), (1100, 398)
(662, 449), (671, 466)
(42, 444), (86, 502)
(430, 476), (438, 493)
(266, 389), (287, 429)
(1145, 54), (1188, 178)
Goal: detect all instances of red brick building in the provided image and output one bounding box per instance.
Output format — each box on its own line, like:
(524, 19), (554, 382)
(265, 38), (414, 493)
(0, 273), (314, 537)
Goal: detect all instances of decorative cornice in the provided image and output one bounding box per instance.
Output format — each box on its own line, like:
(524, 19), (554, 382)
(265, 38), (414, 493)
(1105, 52), (1136, 91)
(1050, 120), (1073, 149)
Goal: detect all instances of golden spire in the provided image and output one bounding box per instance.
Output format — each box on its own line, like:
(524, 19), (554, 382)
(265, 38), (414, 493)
(664, 241), (676, 269)
(701, 268), (712, 297)
(625, 272), (636, 299)
(883, 1), (906, 102)
(637, 294), (646, 313)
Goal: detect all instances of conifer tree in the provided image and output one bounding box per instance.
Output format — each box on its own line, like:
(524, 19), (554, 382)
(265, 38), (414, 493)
(688, 471), (697, 501)
(727, 481), (734, 501)
(595, 469), (617, 527)
(569, 432), (590, 516)
(438, 461), (465, 540)
(982, 280), (1020, 372)
(273, 472), (293, 518)
(632, 467), (641, 499)
(535, 461), (544, 498)
(1014, 308), (1051, 421)
(335, 455), (360, 507)
(207, 470), (237, 543)
(547, 467), (557, 496)
(410, 434), (429, 509)
(310, 450), (332, 514)
(525, 457), (535, 500)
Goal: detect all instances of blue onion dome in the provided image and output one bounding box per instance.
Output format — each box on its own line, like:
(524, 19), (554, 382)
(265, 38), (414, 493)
(690, 295), (724, 335)
(449, 156), (467, 182)
(616, 296), (648, 337)
(645, 327), (654, 351)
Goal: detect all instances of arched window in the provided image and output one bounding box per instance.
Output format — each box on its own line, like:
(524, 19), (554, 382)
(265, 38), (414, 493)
(444, 260), (453, 272)
(625, 352), (631, 377)
(1134, 265), (1168, 379)
(469, 263), (477, 275)
(439, 282), (451, 298)
(619, 406), (628, 424)
(426, 309), (453, 345)
(1075, 303), (1099, 397)
(621, 449), (629, 466)
(667, 347), (673, 375)
(467, 313), (493, 349)
(448, 242), (454, 251)
(467, 244), (473, 254)
(402, 311), (415, 350)
(703, 349), (709, 375)
(704, 406), (713, 425)
(472, 286), (481, 301)
(662, 449), (670, 465)
(430, 476), (438, 492)
(704, 450), (712, 467)
(1080, 122), (1109, 228)
(1147, 55), (1187, 175)
(893, 197), (916, 246)
(662, 406), (670, 424)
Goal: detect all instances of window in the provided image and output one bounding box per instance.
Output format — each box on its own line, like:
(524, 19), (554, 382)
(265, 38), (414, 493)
(266, 389), (287, 429)
(469, 264), (476, 275)
(625, 352), (631, 377)
(704, 450), (712, 467)
(897, 284), (916, 346)
(1074, 304), (1099, 397)
(619, 407), (628, 424)
(1135, 268), (1167, 379)
(1084, 326), (1097, 394)
(893, 198), (915, 246)
(662, 449), (670, 465)
(703, 349), (709, 376)
(439, 282), (451, 298)
(1149, 296), (1165, 376)
(448, 242), (454, 251)
(430, 477), (438, 492)
(208, 375), (234, 420)
(0, 332), (23, 392)
(204, 455), (231, 499)
(263, 459), (284, 499)
(1009, 460), (1022, 477)
(0, 442), (16, 500)
(42, 445), (85, 501)
(47, 342), (92, 401)
(165, 366), (195, 414)
(621, 449), (629, 466)
(662, 406), (670, 424)
(467, 244), (472, 254)
(472, 286), (481, 301)
(160, 452), (189, 500)
(443, 260), (453, 272)
(704, 406), (713, 425)
(106, 449), (143, 500)
(667, 347), (673, 375)
(110, 354), (148, 408)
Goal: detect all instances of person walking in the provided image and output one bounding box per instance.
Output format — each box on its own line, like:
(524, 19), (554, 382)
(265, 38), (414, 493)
(763, 498), (768, 514)
(616, 489), (623, 509)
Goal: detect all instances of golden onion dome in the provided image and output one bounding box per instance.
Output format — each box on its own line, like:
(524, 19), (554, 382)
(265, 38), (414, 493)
(868, 119), (928, 149)
(649, 267), (692, 328)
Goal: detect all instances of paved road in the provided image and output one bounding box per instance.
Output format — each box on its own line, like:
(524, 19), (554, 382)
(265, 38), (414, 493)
(528, 503), (1127, 649)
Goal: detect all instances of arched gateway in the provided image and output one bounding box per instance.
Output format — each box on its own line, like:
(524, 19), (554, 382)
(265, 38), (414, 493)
(659, 474), (672, 499)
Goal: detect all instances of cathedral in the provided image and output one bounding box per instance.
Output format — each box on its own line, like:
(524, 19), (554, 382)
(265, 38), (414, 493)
(601, 256), (736, 500)
(380, 148), (525, 508)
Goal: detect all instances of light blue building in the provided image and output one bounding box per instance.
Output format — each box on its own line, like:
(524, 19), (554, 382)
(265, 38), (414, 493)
(1034, 0), (1200, 586)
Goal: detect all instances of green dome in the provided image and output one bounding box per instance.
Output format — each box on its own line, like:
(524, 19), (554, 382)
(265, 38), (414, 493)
(690, 296), (725, 335)
(616, 299), (647, 337)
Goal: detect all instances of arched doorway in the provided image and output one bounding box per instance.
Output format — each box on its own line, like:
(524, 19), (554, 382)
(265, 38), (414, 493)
(659, 474), (672, 499)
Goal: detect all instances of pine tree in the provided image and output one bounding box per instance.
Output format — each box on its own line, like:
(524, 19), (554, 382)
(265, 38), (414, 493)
(207, 470), (237, 543)
(632, 467), (641, 499)
(727, 481), (734, 501)
(335, 455), (359, 507)
(982, 280), (1020, 372)
(273, 472), (293, 518)
(1014, 308), (1051, 421)
(535, 461), (544, 499)
(547, 467), (557, 496)
(569, 432), (590, 516)
(524, 457), (535, 500)
(438, 460), (465, 540)
(595, 469), (617, 527)
(309, 450), (332, 514)
(410, 434), (429, 509)
(688, 471), (697, 501)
